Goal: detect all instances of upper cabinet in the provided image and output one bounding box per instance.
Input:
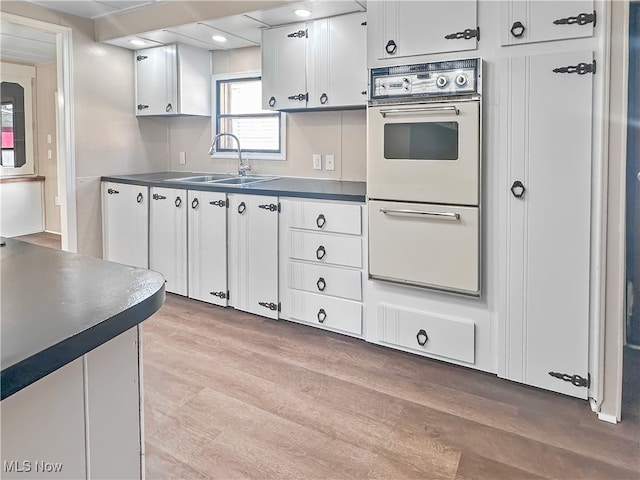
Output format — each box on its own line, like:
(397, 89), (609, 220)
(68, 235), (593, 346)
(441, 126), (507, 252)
(367, 1), (477, 66)
(500, 0), (595, 46)
(262, 12), (367, 111)
(135, 44), (210, 116)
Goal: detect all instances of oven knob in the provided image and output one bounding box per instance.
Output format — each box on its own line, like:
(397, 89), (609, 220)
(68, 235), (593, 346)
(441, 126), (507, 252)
(455, 74), (468, 87)
(436, 75), (448, 88)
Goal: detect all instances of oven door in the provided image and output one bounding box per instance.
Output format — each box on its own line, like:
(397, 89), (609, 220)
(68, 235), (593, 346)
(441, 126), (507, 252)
(369, 200), (479, 295)
(367, 101), (479, 206)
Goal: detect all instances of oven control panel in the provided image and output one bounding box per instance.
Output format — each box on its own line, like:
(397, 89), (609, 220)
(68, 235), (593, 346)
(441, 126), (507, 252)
(370, 58), (481, 102)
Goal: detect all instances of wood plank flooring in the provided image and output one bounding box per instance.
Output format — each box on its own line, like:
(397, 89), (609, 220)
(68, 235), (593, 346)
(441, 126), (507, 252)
(143, 294), (640, 479)
(12, 231), (61, 250)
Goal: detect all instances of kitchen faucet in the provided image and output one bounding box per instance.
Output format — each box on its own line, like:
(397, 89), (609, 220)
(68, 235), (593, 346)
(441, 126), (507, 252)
(207, 133), (251, 176)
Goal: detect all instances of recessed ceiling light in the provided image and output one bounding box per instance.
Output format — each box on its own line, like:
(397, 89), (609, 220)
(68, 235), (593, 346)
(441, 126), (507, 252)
(294, 9), (311, 18)
(129, 39), (146, 46)
(212, 35), (227, 42)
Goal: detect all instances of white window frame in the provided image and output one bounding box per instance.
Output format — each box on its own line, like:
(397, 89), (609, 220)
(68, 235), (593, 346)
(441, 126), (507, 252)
(211, 71), (286, 161)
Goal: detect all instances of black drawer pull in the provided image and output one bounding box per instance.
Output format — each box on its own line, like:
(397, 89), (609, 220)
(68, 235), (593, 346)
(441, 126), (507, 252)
(238, 202), (246, 214)
(316, 214), (326, 229)
(317, 309), (327, 323)
(385, 40), (397, 54)
(511, 180), (526, 198)
(510, 21), (525, 37)
(316, 277), (326, 292)
(191, 198), (199, 209)
(416, 329), (429, 346)
(209, 291), (227, 299)
(268, 96), (276, 107)
(107, 188), (119, 195)
(210, 199), (226, 207)
(175, 196), (182, 208)
(320, 93), (328, 104)
(136, 192), (143, 203)
(152, 193), (166, 200)
(316, 245), (326, 260)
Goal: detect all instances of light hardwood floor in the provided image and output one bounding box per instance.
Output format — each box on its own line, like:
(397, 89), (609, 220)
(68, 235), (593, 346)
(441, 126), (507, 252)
(12, 231), (61, 250)
(143, 294), (640, 479)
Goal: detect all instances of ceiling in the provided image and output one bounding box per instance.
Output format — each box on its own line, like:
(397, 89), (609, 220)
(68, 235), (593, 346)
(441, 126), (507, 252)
(0, 22), (57, 65)
(24, 0), (165, 19)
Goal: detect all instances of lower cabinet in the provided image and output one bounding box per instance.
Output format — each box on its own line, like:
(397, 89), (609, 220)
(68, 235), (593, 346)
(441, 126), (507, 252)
(149, 186), (187, 296)
(227, 194), (279, 319)
(279, 198), (365, 337)
(187, 190), (228, 306)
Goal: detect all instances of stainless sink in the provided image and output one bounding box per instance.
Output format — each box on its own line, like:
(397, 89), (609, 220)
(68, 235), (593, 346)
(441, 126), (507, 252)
(209, 176), (279, 186)
(165, 175), (230, 183)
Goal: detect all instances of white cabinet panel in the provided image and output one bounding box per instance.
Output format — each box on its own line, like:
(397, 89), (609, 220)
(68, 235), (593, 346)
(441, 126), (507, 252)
(286, 198), (362, 235)
(288, 261), (362, 301)
(102, 182), (148, 269)
(188, 190), (228, 306)
(502, 51), (593, 398)
(501, 0), (595, 46)
(228, 194), (279, 319)
(149, 187), (187, 296)
(377, 304), (475, 364)
(287, 289), (362, 336)
(289, 230), (362, 268)
(368, 0), (477, 65)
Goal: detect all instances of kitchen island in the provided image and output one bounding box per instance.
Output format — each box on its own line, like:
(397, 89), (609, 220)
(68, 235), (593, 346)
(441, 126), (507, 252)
(1, 238), (165, 479)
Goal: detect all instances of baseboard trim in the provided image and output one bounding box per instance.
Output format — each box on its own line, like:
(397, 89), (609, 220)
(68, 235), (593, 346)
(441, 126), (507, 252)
(597, 412), (618, 424)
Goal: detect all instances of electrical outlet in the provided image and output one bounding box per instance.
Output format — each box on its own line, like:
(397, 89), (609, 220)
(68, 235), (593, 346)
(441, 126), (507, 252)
(312, 154), (322, 170)
(325, 154), (335, 171)
(47, 149), (52, 160)
(179, 152), (186, 165)
(47, 134), (52, 144)
(54, 195), (61, 206)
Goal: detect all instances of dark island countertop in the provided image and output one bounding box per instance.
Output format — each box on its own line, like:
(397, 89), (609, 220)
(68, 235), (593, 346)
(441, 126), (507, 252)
(101, 172), (366, 203)
(0, 239), (165, 400)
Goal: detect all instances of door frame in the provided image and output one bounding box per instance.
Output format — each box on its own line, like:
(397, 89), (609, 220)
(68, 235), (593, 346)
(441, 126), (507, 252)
(3, 13), (77, 252)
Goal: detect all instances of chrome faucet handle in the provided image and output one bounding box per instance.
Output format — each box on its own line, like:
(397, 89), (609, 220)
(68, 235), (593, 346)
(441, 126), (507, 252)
(238, 162), (252, 176)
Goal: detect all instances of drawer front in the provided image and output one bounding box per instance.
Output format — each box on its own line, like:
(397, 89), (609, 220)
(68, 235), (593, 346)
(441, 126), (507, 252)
(378, 304), (475, 364)
(288, 290), (362, 336)
(289, 231), (362, 268)
(288, 262), (362, 301)
(287, 199), (362, 235)
(369, 200), (479, 295)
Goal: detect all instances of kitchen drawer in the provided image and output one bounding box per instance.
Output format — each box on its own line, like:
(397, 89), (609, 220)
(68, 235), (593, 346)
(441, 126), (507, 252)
(287, 199), (362, 235)
(287, 290), (362, 336)
(377, 304), (475, 364)
(288, 261), (362, 301)
(369, 200), (479, 295)
(289, 231), (362, 268)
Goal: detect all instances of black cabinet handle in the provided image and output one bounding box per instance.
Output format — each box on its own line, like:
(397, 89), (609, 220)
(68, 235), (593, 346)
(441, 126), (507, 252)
(385, 40), (397, 54)
(152, 193), (166, 200)
(258, 203), (279, 212)
(317, 308), (327, 323)
(175, 196), (182, 208)
(316, 277), (326, 292)
(107, 188), (119, 195)
(444, 27), (479, 41)
(136, 192), (143, 203)
(316, 245), (326, 260)
(416, 329), (429, 346)
(165, 103), (173, 112)
(287, 29), (307, 38)
(553, 10), (596, 26)
(136, 55), (148, 62)
(210, 291), (227, 299)
(510, 21), (525, 37)
(553, 60), (596, 75)
(316, 214), (326, 229)
(191, 198), (199, 209)
(209, 199), (226, 208)
(287, 93), (308, 102)
(137, 104), (149, 110)
(268, 96), (276, 107)
(258, 301), (279, 311)
(320, 93), (328, 104)
(361, 90), (367, 96)
(238, 201), (246, 214)
(511, 180), (526, 198)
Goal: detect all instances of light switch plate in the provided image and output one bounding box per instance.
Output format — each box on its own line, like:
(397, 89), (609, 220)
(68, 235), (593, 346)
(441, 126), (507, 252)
(179, 152), (186, 165)
(312, 154), (322, 170)
(325, 154), (335, 171)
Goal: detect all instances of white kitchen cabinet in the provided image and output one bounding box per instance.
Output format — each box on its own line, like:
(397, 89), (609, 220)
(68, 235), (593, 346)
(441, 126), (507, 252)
(102, 182), (148, 269)
(187, 190), (228, 306)
(149, 187), (188, 296)
(135, 44), (210, 116)
(500, 50), (594, 399)
(500, 0), (595, 47)
(279, 198), (365, 337)
(262, 12), (367, 110)
(367, 0), (477, 66)
(227, 194), (279, 319)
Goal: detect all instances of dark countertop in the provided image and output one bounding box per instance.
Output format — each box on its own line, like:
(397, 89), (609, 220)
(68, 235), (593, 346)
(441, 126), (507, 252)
(101, 172), (366, 203)
(0, 239), (165, 400)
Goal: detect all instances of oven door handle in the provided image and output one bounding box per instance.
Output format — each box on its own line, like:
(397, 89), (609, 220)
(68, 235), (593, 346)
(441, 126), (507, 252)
(379, 105), (459, 117)
(380, 208), (461, 220)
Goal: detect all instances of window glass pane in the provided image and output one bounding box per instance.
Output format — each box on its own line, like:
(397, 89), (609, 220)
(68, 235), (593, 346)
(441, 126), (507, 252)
(218, 116), (280, 151)
(218, 78), (271, 115)
(384, 122), (459, 160)
(2, 102), (14, 148)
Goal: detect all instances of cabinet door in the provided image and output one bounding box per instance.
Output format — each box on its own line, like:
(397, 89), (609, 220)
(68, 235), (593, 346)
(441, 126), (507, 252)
(261, 23), (307, 110)
(308, 12), (367, 108)
(228, 194), (279, 319)
(135, 45), (177, 116)
(102, 182), (148, 268)
(187, 190), (228, 306)
(369, 0), (477, 62)
(501, 0), (594, 46)
(502, 51), (593, 399)
(149, 187), (187, 295)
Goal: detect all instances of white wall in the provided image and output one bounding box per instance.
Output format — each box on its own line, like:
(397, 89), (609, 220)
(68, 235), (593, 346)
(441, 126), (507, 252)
(0, 180), (43, 237)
